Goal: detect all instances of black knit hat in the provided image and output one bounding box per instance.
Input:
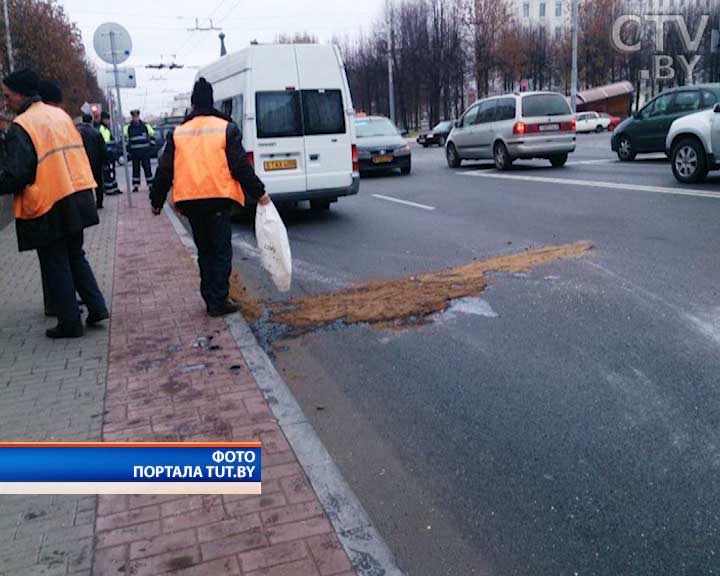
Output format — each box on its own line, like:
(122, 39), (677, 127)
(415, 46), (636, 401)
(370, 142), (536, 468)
(3, 69), (40, 97)
(191, 78), (214, 109)
(101, 110), (111, 119)
(38, 79), (63, 105)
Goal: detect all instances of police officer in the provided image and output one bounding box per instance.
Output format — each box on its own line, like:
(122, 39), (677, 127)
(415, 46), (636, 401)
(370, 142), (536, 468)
(77, 114), (108, 210)
(98, 111), (119, 195)
(151, 78), (270, 317)
(0, 69), (109, 338)
(124, 109), (155, 193)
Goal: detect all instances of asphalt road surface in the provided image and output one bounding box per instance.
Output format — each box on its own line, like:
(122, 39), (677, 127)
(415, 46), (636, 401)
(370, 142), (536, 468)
(229, 132), (720, 576)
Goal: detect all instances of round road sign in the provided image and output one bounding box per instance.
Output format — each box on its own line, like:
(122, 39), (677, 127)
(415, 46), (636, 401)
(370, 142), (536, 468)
(93, 23), (132, 65)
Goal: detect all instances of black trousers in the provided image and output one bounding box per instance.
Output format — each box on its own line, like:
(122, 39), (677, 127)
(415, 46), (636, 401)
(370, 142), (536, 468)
(131, 155), (153, 188)
(95, 186), (104, 209)
(186, 208), (233, 312)
(103, 162), (118, 195)
(37, 232), (108, 331)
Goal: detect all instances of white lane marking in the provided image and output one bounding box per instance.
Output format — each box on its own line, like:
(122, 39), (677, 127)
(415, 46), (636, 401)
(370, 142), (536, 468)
(372, 194), (436, 211)
(568, 159), (615, 165)
(460, 171), (720, 200)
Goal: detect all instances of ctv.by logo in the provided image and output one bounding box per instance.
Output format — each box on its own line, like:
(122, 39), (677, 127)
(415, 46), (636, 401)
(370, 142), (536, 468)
(611, 13), (718, 82)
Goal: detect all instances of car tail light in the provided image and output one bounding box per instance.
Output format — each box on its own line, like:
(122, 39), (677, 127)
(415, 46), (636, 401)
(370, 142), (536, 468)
(558, 120), (576, 131)
(513, 121), (526, 136)
(352, 144), (359, 173)
(246, 151), (255, 168)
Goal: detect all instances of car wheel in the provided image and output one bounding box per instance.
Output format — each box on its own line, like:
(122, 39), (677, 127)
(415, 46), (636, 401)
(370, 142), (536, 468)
(595, 125), (604, 133)
(446, 143), (461, 168)
(550, 154), (568, 168)
(494, 142), (513, 171)
(617, 136), (635, 161)
(401, 164), (412, 175)
(438, 136), (445, 147)
(671, 138), (708, 183)
(422, 143), (429, 148)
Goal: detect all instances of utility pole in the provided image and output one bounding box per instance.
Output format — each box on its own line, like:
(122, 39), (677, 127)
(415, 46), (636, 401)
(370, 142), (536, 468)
(109, 30), (132, 207)
(570, 0), (579, 113)
(386, 0), (396, 124)
(3, 0), (14, 72)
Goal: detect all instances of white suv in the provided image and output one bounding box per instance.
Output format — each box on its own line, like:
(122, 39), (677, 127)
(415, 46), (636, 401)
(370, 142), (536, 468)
(666, 104), (720, 183)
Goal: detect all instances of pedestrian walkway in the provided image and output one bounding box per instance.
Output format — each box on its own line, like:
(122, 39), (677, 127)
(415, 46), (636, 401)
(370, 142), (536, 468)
(0, 198), (118, 576)
(0, 192), (356, 575)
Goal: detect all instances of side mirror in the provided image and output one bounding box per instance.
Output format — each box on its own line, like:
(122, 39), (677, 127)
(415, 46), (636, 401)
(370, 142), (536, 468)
(632, 111), (641, 119)
(714, 103), (720, 113)
(400, 129), (408, 137)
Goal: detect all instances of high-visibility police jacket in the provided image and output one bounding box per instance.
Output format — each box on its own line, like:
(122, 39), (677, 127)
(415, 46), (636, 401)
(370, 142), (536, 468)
(124, 121), (155, 156)
(99, 124), (113, 144)
(0, 98), (99, 251)
(171, 115), (246, 206)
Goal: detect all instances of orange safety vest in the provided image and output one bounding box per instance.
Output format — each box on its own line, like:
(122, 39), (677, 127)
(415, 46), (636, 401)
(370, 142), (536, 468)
(172, 116), (245, 206)
(13, 102), (96, 220)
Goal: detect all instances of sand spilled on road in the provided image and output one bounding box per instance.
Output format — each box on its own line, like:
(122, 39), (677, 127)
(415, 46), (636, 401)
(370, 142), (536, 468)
(229, 271), (266, 322)
(271, 241), (593, 331)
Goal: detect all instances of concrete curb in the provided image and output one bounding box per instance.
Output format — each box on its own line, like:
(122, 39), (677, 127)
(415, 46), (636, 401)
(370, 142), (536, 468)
(163, 206), (404, 576)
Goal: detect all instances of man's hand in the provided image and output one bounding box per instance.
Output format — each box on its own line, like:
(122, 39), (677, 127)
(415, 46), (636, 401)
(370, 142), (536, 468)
(151, 205), (162, 215)
(258, 194), (271, 206)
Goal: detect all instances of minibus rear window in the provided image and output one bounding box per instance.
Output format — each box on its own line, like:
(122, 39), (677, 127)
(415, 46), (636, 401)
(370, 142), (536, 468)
(256, 91), (302, 139)
(302, 89), (345, 135)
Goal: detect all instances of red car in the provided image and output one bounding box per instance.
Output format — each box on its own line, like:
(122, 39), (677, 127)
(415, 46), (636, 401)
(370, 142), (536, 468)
(601, 112), (622, 131)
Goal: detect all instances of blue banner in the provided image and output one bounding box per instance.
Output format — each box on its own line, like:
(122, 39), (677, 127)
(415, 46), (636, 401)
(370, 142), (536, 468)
(0, 444), (262, 483)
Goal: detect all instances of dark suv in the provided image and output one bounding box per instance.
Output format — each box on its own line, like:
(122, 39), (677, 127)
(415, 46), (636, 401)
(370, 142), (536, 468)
(611, 84), (720, 161)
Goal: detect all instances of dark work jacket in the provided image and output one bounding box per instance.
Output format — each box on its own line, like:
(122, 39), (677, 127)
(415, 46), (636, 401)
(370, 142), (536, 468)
(77, 122), (108, 193)
(0, 97), (98, 252)
(150, 108), (266, 214)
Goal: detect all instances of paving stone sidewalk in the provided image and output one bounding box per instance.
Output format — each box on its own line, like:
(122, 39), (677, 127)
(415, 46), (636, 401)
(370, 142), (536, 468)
(93, 194), (355, 576)
(0, 191), (357, 575)
(0, 197), (119, 576)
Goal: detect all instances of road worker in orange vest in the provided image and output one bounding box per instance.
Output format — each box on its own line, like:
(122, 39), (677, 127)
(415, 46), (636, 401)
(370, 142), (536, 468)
(0, 69), (109, 338)
(151, 78), (270, 317)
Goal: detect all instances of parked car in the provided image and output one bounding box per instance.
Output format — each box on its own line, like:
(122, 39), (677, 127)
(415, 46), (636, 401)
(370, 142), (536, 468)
(666, 104), (720, 183)
(601, 112), (622, 131)
(611, 84), (720, 161)
(355, 116), (412, 175)
(198, 43), (359, 211)
(417, 120), (454, 147)
(575, 111), (611, 133)
(445, 91), (576, 170)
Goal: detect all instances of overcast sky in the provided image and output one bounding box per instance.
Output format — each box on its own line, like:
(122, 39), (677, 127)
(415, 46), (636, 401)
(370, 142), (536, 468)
(57, 0), (385, 116)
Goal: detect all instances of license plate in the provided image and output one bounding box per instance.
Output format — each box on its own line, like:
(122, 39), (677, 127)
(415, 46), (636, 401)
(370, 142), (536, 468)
(264, 159), (297, 171)
(372, 154), (394, 164)
(539, 123), (560, 132)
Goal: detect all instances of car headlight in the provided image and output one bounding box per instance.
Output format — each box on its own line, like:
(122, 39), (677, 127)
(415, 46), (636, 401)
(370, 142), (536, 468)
(397, 144), (411, 154)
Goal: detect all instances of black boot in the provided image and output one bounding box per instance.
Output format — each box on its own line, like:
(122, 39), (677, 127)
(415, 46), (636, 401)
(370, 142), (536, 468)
(46, 324), (84, 339)
(86, 309), (110, 327)
(208, 301), (239, 318)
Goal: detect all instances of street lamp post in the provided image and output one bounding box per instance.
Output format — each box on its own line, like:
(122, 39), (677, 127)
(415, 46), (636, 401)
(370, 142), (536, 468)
(386, 0), (396, 124)
(570, 0), (579, 112)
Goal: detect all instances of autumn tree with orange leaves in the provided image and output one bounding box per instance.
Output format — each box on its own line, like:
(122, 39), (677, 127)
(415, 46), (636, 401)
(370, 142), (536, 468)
(0, 0), (104, 116)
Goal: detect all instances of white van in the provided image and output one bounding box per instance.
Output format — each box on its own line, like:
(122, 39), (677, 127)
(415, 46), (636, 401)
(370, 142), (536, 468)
(197, 44), (360, 210)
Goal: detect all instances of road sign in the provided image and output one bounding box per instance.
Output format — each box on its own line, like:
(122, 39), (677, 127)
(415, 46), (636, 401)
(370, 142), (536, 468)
(93, 23), (132, 65)
(99, 67), (137, 89)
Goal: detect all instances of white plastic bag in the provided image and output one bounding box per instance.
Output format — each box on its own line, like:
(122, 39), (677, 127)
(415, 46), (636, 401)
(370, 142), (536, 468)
(255, 202), (292, 292)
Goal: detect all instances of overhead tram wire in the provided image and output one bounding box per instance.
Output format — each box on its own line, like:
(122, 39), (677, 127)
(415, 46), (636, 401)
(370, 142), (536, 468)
(176, 0), (236, 61)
